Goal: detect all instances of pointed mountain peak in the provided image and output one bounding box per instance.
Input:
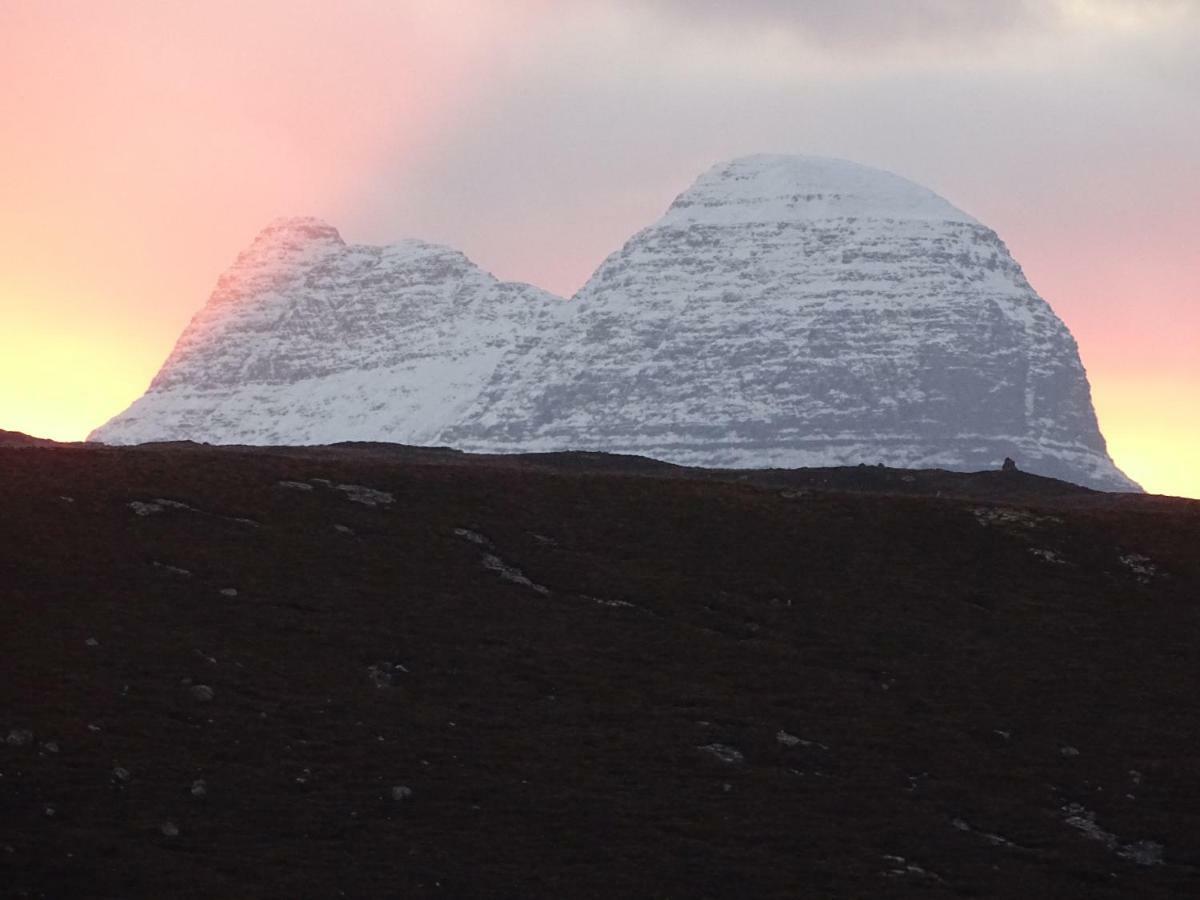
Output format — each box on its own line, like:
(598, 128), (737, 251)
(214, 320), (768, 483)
(251, 216), (345, 248)
(661, 154), (978, 227)
(224, 216), (346, 278)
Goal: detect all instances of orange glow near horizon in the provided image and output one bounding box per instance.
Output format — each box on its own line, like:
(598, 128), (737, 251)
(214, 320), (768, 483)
(1092, 378), (1200, 500)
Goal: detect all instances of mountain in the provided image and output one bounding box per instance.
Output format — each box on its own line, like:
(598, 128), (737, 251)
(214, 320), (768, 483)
(446, 155), (1136, 491)
(3, 440), (1197, 898)
(89, 218), (563, 446)
(90, 157), (1137, 491)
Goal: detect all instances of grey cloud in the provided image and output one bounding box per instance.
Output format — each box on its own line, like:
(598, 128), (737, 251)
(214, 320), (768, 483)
(588, 0), (1189, 50)
(643, 0), (1050, 46)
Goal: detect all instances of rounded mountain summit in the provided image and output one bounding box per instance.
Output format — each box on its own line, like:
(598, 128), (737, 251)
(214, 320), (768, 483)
(92, 154), (1138, 491)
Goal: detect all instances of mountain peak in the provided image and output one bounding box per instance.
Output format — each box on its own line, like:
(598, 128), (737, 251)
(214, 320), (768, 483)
(220, 216), (346, 282)
(661, 154), (978, 227)
(251, 216), (345, 249)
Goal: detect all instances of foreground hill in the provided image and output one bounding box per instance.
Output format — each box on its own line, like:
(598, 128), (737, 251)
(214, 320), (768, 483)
(1, 443), (1195, 898)
(0, 429), (61, 447)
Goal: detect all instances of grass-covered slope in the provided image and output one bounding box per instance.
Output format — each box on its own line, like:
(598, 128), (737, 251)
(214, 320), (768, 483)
(1, 444), (1196, 898)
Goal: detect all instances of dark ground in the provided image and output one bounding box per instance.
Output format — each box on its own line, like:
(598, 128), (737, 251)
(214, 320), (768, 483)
(1, 440), (1198, 898)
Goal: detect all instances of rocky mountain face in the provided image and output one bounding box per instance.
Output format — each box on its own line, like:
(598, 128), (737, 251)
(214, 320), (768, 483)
(90, 157), (1137, 491)
(91, 218), (563, 446)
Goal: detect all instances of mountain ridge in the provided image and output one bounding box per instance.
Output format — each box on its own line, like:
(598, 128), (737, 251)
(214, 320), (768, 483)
(89, 155), (1138, 491)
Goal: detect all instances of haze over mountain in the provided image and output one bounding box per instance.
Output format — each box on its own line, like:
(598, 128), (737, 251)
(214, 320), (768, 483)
(90, 155), (1137, 492)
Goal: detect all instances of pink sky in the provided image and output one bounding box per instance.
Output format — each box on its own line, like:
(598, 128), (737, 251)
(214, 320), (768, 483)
(1, 1), (1196, 497)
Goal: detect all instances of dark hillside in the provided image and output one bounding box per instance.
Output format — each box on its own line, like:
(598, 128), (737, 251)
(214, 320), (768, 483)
(1, 444), (1197, 898)
(0, 430), (60, 448)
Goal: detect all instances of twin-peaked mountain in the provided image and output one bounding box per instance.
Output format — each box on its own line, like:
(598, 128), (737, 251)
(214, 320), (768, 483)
(90, 155), (1138, 491)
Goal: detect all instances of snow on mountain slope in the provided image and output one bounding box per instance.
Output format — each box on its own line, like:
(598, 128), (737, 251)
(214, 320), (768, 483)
(91, 157), (1136, 491)
(89, 218), (564, 446)
(444, 156), (1137, 490)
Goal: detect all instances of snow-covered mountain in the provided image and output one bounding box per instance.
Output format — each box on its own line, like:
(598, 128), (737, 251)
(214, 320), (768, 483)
(90, 218), (563, 446)
(90, 156), (1137, 491)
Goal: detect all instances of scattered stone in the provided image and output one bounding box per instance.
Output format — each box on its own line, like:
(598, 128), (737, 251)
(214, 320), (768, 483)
(151, 561), (192, 577)
(698, 743), (744, 764)
(776, 730), (828, 750)
(85, 637), (99, 647)
(481, 553), (550, 595)
(1060, 746), (1080, 757)
(42, 741), (59, 754)
(367, 662), (409, 689)
(1120, 840), (1165, 866)
(993, 729), (1011, 740)
(1030, 548), (1067, 564)
(1061, 802), (1164, 866)
(112, 767), (131, 783)
(1129, 770), (1143, 786)
(453, 527), (492, 548)
(277, 480), (315, 491)
(219, 588), (238, 598)
(973, 506), (1061, 529)
(391, 785), (414, 801)
(59, 496), (75, 503)
(6, 729), (33, 747)
(190, 685), (215, 703)
(335, 483), (394, 507)
(880, 855), (943, 882)
(160, 821), (179, 838)
(906, 772), (929, 793)
(191, 779), (207, 798)
(333, 524), (355, 535)
(1119, 553), (1159, 584)
(130, 498), (193, 516)
(779, 489), (810, 500)
(951, 817), (1017, 848)
(589, 596), (636, 609)
(44, 806), (56, 817)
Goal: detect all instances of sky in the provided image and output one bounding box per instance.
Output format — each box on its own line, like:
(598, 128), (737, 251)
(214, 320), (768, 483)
(1, 0), (1196, 497)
